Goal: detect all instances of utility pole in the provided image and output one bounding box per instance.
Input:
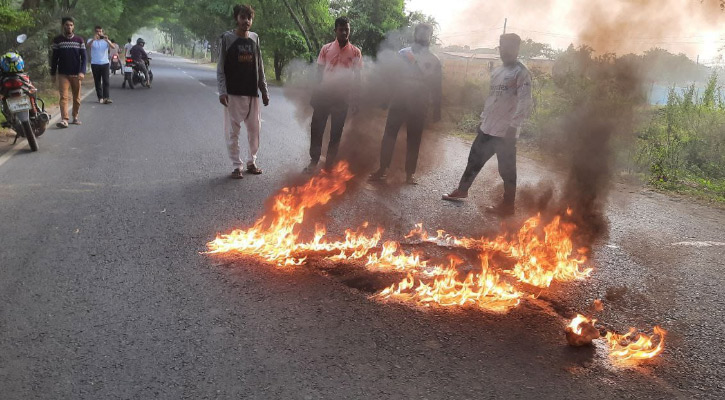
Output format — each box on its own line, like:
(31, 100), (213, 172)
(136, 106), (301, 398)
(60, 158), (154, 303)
(503, 18), (507, 34)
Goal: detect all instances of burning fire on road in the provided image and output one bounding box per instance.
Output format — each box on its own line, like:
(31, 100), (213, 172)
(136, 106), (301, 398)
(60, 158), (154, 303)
(566, 314), (666, 363)
(206, 161), (666, 364)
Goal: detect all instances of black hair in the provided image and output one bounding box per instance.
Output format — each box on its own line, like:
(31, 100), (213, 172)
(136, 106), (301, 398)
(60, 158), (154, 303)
(61, 16), (74, 25)
(500, 33), (522, 46)
(233, 4), (255, 20)
(127, 38), (132, 42)
(94, 25), (103, 31)
(335, 17), (350, 29)
(414, 23), (434, 36)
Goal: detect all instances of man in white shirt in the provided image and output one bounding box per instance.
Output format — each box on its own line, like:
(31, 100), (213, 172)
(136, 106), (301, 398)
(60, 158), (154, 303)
(369, 23), (442, 185)
(123, 38), (134, 60)
(87, 25), (117, 104)
(442, 33), (533, 216)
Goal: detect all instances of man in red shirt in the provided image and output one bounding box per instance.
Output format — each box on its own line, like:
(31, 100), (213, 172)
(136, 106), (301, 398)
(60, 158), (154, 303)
(304, 17), (363, 173)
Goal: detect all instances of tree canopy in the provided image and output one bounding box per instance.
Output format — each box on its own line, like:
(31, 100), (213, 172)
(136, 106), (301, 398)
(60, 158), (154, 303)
(1, 0), (436, 80)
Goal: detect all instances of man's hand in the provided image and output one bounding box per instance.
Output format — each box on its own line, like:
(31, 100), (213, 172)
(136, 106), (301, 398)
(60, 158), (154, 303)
(219, 94), (229, 107)
(505, 126), (517, 139)
(262, 93), (269, 106)
(78, 73), (85, 81)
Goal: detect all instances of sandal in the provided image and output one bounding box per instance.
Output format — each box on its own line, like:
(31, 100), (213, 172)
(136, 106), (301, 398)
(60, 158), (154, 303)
(230, 168), (244, 179)
(71, 119), (82, 125)
(56, 120), (68, 128)
(246, 164), (263, 175)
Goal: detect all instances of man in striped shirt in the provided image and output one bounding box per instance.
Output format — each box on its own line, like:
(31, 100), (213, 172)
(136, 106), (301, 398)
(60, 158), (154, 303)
(50, 17), (87, 128)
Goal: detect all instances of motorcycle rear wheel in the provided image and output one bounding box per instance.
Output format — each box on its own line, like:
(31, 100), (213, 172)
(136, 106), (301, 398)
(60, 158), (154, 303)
(125, 73), (134, 89)
(22, 120), (38, 152)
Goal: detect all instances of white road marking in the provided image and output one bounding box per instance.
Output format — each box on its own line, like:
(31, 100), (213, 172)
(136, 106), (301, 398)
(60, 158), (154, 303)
(671, 241), (725, 247)
(0, 141), (27, 168)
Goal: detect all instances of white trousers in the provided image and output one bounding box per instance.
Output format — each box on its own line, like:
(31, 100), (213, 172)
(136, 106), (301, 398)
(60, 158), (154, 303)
(224, 95), (261, 168)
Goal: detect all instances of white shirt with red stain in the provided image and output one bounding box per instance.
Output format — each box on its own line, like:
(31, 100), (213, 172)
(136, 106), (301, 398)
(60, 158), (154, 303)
(317, 40), (363, 96)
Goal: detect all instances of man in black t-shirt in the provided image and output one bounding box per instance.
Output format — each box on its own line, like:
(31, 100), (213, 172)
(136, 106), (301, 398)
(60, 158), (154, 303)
(217, 4), (269, 179)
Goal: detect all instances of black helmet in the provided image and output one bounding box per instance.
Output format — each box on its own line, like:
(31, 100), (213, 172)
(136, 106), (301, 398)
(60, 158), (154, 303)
(136, 38), (145, 45)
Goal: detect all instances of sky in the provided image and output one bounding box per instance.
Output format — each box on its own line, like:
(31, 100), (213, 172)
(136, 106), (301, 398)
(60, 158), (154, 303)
(405, 0), (725, 64)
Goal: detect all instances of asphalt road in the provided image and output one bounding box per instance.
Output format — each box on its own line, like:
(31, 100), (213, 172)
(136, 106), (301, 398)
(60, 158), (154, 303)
(1, 54), (723, 399)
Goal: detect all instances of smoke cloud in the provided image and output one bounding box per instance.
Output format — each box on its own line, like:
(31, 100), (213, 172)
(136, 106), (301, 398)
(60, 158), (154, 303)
(282, 30), (448, 180)
(449, 0), (722, 58)
(536, 0), (722, 244)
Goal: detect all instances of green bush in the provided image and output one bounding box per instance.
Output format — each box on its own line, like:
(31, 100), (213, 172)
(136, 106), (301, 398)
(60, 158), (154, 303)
(635, 72), (725, 199)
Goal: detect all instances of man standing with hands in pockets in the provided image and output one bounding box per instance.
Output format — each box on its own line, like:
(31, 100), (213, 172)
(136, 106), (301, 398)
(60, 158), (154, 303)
(217, 4), (269, 179)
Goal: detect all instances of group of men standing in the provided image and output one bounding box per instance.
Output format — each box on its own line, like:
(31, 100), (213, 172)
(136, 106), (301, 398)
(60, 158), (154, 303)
(217, 4), (533, 215)
(49, 17), (151, 128)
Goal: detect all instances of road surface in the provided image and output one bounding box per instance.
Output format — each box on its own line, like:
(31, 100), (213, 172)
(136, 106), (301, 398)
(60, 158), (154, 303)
(1, 54), (723, 399)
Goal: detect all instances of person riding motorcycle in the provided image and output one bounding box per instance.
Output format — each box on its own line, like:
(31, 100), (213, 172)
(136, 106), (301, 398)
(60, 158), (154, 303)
(129, 38), (151, 87)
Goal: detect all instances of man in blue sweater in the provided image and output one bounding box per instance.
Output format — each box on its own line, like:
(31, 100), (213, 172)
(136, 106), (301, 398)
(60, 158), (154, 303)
(50, 17), (87, 128)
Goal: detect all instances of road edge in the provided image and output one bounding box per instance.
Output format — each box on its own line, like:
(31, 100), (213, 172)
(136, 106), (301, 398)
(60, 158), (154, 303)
(0, 86), (96, 166)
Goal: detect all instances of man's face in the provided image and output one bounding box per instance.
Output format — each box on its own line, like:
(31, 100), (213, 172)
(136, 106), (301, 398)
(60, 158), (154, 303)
(63, 21), (74, 35)
(236, 13), (253, 31)
(95, 28), (104, 38)
(499, 40), (520, 64)
(335, 23), (350, 43)
(414, 28), (432, 47)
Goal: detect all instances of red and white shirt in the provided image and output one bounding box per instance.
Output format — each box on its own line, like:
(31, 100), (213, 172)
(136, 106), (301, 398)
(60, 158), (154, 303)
(317, 40), (363, 95)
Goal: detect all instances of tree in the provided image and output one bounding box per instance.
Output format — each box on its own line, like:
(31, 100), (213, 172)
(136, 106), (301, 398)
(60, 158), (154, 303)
(264, 28), (307, 80)
(518, 38), (556, 60)
(331, 0), (407, 55)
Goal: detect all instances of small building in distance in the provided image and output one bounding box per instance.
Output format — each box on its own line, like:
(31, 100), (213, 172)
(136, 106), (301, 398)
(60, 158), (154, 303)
(437, 50), (555, 85)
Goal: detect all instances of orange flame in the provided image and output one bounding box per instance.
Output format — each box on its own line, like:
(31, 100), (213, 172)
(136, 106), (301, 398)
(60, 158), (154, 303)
(568, 314), (596, 335)
(206, 162), (381, 265)
(377, 256), (522, 312)
(605, 326), (667, 362)
(207, 165), (597, 317)
(406, 215), (592, 288)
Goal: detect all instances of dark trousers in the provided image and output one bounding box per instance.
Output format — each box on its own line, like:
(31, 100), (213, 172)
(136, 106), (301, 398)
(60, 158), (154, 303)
(91, 63), (110, 100)
(310, 100), (348, 168)
(458, 128), (517, 204)
(134, 60), (150, 82)
(378, 106), (426, 175)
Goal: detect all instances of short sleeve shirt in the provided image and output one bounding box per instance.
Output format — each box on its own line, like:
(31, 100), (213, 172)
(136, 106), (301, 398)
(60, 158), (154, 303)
(88, 39), (110, 65)
(317, 40), (363, 88)
(124, 43), (134, 58)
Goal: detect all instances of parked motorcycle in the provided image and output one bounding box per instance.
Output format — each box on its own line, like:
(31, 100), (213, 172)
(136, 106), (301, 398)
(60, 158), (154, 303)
(0, 35), (51, 152)
(121, 57), (153, 89)
(110, 53), (121, 75)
